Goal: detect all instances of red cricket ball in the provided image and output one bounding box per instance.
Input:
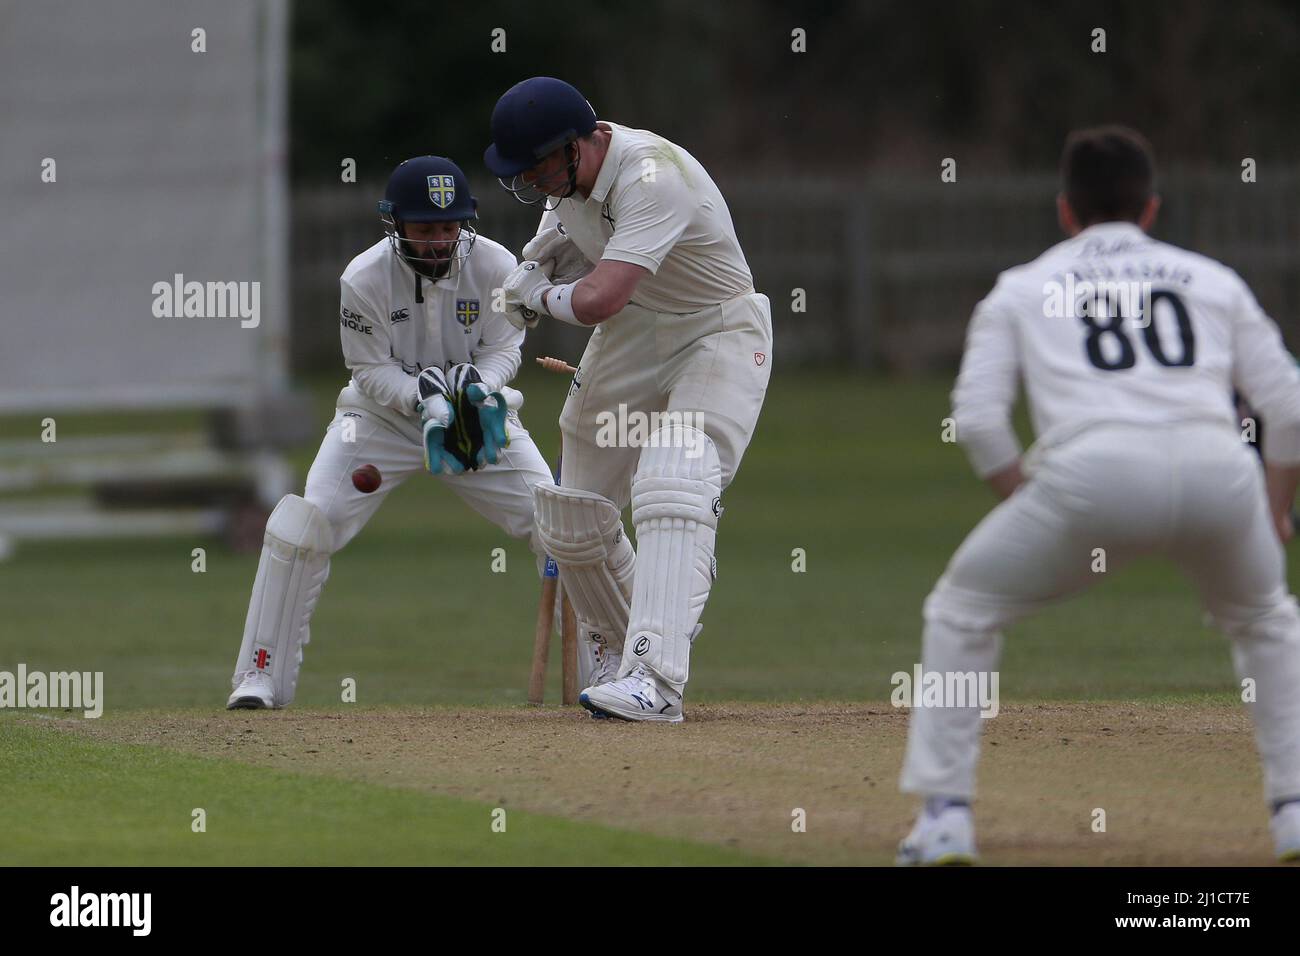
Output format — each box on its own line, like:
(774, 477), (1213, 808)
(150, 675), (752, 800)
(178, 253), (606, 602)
(351, 464), (382, 494)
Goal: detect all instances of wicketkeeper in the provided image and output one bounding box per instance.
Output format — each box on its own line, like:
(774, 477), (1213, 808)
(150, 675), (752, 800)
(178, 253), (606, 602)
(227, 156), (553, 709)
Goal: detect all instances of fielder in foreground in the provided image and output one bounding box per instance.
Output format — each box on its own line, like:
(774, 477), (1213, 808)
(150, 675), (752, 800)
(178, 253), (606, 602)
(485, 77), (773, 722)
(227, 156), (553, 709)
(897, 127), (1300, 864)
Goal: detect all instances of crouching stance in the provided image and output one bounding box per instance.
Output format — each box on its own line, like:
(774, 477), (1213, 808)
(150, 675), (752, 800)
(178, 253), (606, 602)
(898, 128), (1300, 864)
(228, 156), (553, 709)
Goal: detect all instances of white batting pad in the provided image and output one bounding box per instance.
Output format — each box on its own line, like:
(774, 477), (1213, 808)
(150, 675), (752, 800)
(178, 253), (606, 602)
(534, 484), (635, 655)
(622, 424), (721, 686)
(231, 494), (334, 707)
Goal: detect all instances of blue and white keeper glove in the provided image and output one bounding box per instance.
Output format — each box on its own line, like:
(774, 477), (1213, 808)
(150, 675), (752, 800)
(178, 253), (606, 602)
(416, 365), (462, 475)
(446, 362), (523, 469)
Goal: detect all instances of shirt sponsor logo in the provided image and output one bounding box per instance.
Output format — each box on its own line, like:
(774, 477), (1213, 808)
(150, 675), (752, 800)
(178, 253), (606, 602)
(341, 306), (372, 334)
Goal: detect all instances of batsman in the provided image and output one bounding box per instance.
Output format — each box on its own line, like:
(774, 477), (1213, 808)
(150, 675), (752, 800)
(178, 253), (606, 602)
(485, 77), (773, 722)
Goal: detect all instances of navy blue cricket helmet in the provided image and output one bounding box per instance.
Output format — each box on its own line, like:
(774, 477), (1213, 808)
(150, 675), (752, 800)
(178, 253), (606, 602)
(378, 156), (478, 279)
(484, 77), (597, 205)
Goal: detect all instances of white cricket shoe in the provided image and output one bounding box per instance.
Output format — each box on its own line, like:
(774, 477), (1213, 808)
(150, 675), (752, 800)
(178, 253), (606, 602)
(1272, 802), (1300, 862)
(896, 804), (977, 865)
(579, 663), (683, 723)
(227, 670), (275, 710)
(589, 644), (623, 686)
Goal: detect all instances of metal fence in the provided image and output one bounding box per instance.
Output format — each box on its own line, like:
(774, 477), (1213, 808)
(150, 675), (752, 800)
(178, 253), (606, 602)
(292, 168), (1300, 373)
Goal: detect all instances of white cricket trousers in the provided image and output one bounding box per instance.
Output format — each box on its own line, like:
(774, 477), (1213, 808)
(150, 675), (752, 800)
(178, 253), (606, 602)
(305, 403), (553, 555)
(557, 292), (773, 500)
(900, 420), (1300, 804)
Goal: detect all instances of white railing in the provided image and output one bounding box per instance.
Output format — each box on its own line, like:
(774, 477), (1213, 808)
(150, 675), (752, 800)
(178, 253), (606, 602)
(291, 169), (1300, 370)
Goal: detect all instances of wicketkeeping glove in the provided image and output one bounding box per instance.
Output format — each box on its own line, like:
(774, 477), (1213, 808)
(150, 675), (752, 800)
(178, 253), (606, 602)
(446, 363), (523, 469)
(416, 365), (466, 475)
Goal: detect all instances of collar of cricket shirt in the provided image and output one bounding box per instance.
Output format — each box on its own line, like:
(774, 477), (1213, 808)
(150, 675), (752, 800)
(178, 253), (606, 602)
(586, 121), (625, 205)
(1076, 220), (1148, 241)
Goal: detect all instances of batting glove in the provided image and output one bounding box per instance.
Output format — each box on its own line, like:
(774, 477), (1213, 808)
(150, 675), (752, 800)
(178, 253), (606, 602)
(501, 304), (539, 332)
(502, 260), (553, 316)
(523, 222), (594, 285)
(522, 223), (572, 264)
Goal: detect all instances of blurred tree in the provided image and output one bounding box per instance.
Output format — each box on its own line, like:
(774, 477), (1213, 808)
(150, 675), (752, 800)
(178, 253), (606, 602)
(291, 0), (1299, 181)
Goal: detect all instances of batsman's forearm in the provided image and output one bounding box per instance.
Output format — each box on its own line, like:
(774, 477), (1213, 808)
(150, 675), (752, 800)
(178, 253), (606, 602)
(548, 279), (604, 326)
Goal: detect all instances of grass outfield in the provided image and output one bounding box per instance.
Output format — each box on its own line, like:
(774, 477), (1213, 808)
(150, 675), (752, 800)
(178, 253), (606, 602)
(0, 718), (762, 865)
(0, 369), (1279, 864)
(0, 369), (1248, 707)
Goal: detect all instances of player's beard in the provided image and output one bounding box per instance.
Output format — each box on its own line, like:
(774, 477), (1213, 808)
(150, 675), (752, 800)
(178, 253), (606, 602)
(404, 240), (454, 280)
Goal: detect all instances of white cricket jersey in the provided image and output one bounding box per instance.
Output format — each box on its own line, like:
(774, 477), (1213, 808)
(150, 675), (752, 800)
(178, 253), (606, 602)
(955, 221), (1300, 476)
(335, 234), (521, 433)
(541, 122), (755, 314)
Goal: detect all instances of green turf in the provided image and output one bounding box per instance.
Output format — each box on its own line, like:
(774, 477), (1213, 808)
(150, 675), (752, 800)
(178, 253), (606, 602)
(0, 368), (1254, 709)
(0, 717), (761, 865)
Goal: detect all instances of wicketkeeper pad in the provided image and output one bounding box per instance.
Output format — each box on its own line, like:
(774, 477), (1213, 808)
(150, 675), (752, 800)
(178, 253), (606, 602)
(622, 424), (721, 687)
(231, 494), (333, 707)
(533, 484), (635, 658)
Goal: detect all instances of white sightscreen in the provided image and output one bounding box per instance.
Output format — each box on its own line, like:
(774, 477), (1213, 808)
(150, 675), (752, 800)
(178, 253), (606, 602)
(0, 0), (288, 412)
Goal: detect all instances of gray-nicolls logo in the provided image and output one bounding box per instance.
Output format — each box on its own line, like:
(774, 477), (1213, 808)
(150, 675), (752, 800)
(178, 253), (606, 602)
(633, 636), (650, 656)
(50, 886), (151, 936)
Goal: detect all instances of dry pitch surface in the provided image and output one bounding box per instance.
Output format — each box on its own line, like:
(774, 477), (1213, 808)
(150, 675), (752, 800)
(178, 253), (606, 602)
(67, 699), (1272, 866)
